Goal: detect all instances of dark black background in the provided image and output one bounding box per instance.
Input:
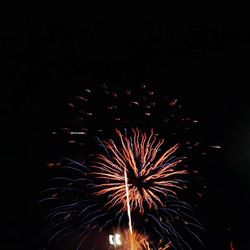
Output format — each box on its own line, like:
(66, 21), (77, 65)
(1, 5), (250, 250)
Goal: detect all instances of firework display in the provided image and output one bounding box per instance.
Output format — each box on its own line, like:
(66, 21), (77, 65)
(92, 128), (186, 214)
(40, 83), (208, 249)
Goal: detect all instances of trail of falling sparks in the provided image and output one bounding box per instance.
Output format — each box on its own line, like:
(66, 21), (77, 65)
(124, 168), (134, 250)
(116, 229), (171, 250)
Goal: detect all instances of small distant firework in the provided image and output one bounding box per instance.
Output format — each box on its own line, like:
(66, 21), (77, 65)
(41, 82), (207, 249)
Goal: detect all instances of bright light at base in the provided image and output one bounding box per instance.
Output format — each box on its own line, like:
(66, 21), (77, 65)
(109, 233), (122, 246)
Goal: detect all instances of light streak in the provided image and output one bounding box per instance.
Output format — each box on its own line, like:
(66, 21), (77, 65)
(124, 168), (134, 250)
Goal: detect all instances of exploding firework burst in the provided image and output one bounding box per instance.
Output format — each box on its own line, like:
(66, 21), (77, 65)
(40, 82), (207, 249)
(92, 128), (187, 215)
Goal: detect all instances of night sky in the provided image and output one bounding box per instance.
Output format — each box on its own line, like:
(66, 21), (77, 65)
(1, 5), (250, 250)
